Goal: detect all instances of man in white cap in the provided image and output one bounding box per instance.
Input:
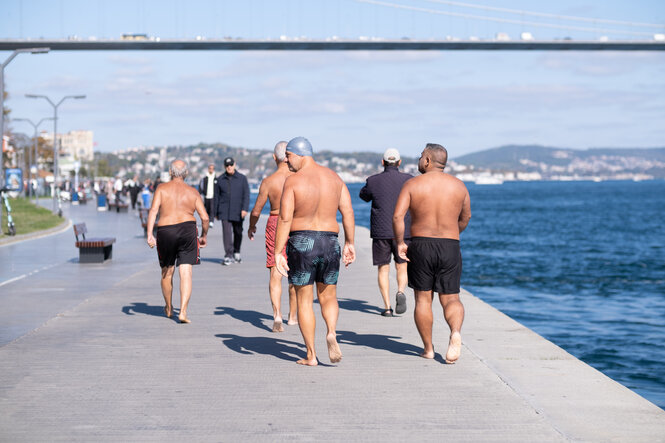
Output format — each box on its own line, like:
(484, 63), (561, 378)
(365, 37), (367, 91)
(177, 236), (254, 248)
(359, 148), (413, 317)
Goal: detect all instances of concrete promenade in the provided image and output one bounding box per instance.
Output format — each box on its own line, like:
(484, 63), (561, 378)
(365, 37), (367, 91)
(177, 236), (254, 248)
(1, 201), (664, 442)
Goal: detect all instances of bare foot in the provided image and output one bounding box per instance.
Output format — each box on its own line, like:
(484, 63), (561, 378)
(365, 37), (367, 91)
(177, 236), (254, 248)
(164, 305), (172, 318)
(326, 333), (342, 363)
(420, 350), (435, 359)
(178, 316), (191, 324)
(445, 332), (462, 364)
(287, 318), (298, 326)
(296, 358), (318, 366)
(272, 320), (284, 332)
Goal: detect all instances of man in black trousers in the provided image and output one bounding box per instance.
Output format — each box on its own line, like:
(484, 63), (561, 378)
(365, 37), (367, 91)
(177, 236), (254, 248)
(359, 148), (412, 316)
(217, 157), (249, 266)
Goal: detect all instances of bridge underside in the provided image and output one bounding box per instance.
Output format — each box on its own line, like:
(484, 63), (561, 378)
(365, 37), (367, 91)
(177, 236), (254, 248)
(1, 40), (664, 51)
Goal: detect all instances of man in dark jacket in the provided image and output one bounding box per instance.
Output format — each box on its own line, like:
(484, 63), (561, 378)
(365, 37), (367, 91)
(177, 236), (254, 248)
(359, 148), (412, 316)
(216, 157), (250, 265)
(199, 163), (218, 228)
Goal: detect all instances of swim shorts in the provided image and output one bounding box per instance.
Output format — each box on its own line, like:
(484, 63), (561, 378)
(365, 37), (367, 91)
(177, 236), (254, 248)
(406, 237), (461, 294)
(372, 238), (408, 266)
(287, 230), (341, 286)
(156, 220), (200, 268)
(265, 214), (286, 268)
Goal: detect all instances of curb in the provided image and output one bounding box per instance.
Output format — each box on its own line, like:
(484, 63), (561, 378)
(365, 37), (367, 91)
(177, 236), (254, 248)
(0, 218), (72, 248)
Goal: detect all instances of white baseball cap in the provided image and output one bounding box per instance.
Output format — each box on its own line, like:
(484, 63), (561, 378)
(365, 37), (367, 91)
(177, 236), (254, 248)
(383, 148), (401, 162)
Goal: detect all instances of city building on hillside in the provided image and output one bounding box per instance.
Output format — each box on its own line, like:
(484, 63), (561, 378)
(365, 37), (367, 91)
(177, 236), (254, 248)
(41, 129), (94, 162)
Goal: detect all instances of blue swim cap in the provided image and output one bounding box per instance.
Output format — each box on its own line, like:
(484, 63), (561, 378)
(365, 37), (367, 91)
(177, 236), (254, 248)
(286, 137), (313, 157)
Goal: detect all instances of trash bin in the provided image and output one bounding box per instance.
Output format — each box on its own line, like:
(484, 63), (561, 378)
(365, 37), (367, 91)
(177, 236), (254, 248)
(72, 191), (79, 205)
(97, 194), (107, 211)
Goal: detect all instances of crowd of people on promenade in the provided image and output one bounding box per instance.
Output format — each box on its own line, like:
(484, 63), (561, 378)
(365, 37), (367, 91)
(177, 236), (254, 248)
(145, 137), (471, 367)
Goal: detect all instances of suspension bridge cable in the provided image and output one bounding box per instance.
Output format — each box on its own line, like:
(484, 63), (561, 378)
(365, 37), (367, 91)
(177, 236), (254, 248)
(353, 0), (659, 37)
(424, 0), (665, 29)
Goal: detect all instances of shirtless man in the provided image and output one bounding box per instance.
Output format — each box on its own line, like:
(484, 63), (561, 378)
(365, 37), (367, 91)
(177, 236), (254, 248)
(248, 141), (298, 332)
(147, 160), (209, 324)
(394, 144), (471, 363)
(274, 137), (356, 366)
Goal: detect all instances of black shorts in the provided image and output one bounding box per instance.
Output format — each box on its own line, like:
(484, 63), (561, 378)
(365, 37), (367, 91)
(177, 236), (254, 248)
(372, 238), (408, 266)
(156, 221), (200, 268)
(407, 237), (461, 294)
(287, 230), (341, 286)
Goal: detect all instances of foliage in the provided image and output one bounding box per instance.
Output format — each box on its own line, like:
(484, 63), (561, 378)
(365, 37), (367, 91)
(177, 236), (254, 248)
(1, 198), (63, 236)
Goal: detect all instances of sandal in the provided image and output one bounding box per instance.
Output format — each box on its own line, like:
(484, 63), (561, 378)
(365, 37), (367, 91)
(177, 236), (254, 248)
(381, 308), (394, 317)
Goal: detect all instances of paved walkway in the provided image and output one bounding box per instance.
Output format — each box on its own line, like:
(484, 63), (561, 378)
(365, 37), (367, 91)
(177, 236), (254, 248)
(1, 201), (664, 442)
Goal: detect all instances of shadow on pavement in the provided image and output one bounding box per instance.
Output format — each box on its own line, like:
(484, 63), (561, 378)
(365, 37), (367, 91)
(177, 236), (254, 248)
(200, 257), (224, 265)
(337, 297), (382, 315)
(337, 330), (424, 358)
(215, 306), (272, 332)
(215, 334), (306, 362)
(122, 302), (178, 322)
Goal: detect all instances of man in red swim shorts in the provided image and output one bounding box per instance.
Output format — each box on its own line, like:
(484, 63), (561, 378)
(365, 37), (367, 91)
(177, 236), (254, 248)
(248, 141), (297, 332)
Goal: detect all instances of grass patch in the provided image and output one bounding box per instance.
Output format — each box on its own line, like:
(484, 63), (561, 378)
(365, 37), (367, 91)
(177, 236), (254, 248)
(1, 197), (64, 236)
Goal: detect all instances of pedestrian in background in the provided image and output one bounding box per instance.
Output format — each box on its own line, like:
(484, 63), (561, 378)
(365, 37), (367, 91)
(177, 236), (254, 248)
(216, 157), (249, 265)
(199, 163), (218, 228)
(359, 148), (413, 317)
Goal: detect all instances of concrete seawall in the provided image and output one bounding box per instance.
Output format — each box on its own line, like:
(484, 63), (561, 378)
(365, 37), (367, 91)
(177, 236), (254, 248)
(0, 203), (663, 441)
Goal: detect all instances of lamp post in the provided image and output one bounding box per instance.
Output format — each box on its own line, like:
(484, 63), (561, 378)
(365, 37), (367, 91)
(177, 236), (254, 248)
(0, 47), (49, 229)
(13, 117), (54, 205)
(25, 94), (86, 214)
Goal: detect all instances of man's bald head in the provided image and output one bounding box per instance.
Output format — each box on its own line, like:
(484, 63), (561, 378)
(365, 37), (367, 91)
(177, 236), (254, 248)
(170, 159), (189, 179)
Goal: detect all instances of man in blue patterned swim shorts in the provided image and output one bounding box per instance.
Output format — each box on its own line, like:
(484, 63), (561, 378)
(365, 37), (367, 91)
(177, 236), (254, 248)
(274, 137), (356, 366)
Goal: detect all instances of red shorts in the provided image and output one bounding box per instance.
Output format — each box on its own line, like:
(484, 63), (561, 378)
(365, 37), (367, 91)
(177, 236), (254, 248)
(265, 214), (286, 268)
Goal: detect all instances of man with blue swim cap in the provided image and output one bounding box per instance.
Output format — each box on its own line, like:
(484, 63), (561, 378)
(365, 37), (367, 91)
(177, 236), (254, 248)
(274, 136), (356, 366)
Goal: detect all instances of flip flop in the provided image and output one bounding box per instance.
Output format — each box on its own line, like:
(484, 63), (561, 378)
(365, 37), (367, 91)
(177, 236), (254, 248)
(395, 292), (407, 314)
(381, 308), (394, 317)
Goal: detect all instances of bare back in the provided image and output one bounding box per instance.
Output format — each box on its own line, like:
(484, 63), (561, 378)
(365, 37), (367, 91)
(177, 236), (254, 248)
(287, 163), (345, 233)
(153, 180), (204, 226)
(264, 168), (291, 215)
(402, 172), (470, 239)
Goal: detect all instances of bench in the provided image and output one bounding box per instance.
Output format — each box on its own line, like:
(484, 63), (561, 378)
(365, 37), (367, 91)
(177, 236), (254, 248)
(138, 208), (157, 237)
(108, 201), (129, 213)
(73, 223), (116, 263)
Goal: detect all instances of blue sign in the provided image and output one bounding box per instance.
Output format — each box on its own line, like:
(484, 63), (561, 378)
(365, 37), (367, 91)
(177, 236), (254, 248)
(4, 168), (23, 191)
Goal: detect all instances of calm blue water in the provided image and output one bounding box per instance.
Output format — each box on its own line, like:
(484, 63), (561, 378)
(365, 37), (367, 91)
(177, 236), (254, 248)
(348, 180), (665, 410)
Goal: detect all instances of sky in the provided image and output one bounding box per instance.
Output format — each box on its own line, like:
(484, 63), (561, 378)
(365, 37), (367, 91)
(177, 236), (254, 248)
(1, 0), (665, 158)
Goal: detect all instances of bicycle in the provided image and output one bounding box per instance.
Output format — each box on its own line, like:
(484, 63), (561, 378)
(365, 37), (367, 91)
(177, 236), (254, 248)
(0, 187), (17, 236)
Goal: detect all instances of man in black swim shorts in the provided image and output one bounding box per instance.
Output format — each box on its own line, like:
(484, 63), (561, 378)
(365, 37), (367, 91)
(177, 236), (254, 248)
(147, 159), (209, 324)
(394, 144), (471, 364)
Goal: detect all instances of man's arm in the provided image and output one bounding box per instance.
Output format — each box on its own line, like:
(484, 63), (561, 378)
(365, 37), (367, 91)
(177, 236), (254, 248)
(274, 179), (295, 277)
(339, 183), (356, 266)
(241, 175), (250, 219)
(393, 184), (411, 261)
(146, 188), (162, 248)
(248, 180), (269, 240)
(358, 179), (372, 202)
(194, 191), (209, 248)
(458, 189), (471, 233)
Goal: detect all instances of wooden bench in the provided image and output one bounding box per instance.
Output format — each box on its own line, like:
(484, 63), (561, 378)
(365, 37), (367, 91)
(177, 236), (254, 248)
(108, 201), (129, 213)
(73, 223), (116, 263)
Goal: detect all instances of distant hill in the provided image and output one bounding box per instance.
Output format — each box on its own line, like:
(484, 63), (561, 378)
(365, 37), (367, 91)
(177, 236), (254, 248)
(454, 145), (665, 179)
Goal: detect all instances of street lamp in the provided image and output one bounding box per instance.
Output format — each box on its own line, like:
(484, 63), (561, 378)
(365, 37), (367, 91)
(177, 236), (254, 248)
(25, 93), (86, 214)
(0, 47), (49, 229)
(13, 117), (54, 205)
